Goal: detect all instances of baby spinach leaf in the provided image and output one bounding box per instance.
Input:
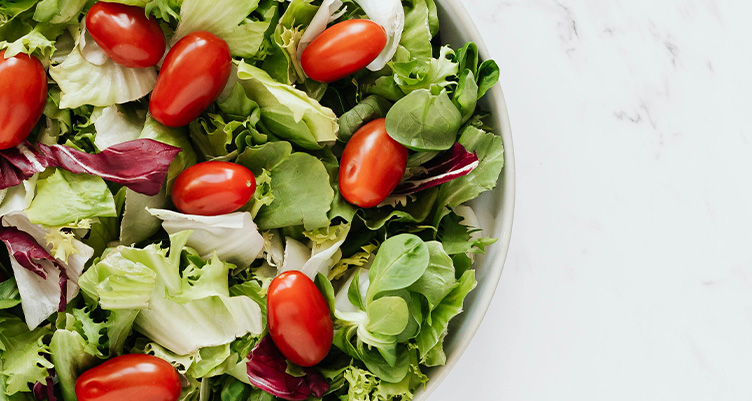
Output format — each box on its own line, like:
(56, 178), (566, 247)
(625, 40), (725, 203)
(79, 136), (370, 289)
(366, 234), (429, 302)
(365, 296), (409, 336)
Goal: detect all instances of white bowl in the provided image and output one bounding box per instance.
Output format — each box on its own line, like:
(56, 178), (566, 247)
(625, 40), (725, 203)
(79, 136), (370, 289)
(416, 1), (515, 399)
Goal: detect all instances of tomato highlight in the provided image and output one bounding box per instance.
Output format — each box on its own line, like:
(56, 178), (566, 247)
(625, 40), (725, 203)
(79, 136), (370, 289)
(267, 271), (334, 367)
(301, 19), (387, 83)
(0, 51), (47, 150)
(339, 118), (408, 208)
(171, 161), (256, 216)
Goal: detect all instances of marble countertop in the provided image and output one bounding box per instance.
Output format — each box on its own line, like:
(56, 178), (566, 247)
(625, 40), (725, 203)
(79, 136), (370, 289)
(435, 0), (752, 399)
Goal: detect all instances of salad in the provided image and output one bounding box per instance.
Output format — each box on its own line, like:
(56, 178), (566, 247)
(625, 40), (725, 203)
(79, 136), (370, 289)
(0, 0), (504, 400)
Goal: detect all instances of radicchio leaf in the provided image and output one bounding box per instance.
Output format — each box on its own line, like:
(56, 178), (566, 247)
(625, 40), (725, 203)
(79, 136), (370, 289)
(392, 143), (479, 196)
(0, 139), (181, 196)
(32, 371), (58, 401)
(246, 336), (329, 401)
(0, 226), (68, 312)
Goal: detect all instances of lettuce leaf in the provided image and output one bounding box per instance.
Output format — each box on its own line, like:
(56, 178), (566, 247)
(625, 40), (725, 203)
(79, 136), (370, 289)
(147, 209), (264, 268)
(237, 142), (334, 231)
(49, 46), (157, 109)
(0, 313), (53, 396)
(236, 61), (338, 150)
(25, 169), (117, 227)
(1, 212), (93, 329)
(173, 0), (271, 58)
(79, 232), (264, 355)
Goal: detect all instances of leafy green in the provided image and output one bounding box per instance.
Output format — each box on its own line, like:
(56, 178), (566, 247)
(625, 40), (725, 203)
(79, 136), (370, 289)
(416, 270), (476, 365)
(366, 296), (409, 336)
(453, 69), (479, 123)
(435, 123), (505, 223)
(236, 61), (338, 150)
(0, 279), (21, 310)
(385, 88), (461, 151)
(25, 169), (117, 227)
(408, 242), (456, 310)
(49, 47), (158, 109)
(33, 0), (87, 24)
(366, 234), (429, 303)
(0, 313), (52, 396)
(338, 95), (392, 142)
(392, 46), (458, 94)
(237, 142), (334, 230)
(477, 60), (501, 98)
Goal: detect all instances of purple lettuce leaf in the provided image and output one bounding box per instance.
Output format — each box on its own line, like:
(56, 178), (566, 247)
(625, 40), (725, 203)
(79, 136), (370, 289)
(0, 225), (68, 312)
(32, 371), (58, 401)
(0, 139), (181, 196)
(246, 336), (330, 401)
(392, 143), (480, 196)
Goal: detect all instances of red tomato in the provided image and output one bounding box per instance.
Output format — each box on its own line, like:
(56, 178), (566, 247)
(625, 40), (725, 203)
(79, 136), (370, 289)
(339, 118), (408, 208)
(267, 271), (333, 367)
(75, 354), (181, 401)
(85, 2), (166, 68)
(0, 51), (47, 150)
(149, 31), (231, 127)
(301, 19), (387, 83)
(171, 161), (256, 216)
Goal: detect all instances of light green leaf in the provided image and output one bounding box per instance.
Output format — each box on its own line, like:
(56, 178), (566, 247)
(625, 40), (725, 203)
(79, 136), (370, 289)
(236, 61), (338, 149)
(33, 0), (87, 24)
(408, 241), (456, 310)
(78, 247), (157, 310)
(416, 270), (476, 365)
(435, 124), (505, 224)
(385, 88), (461, 151)
(0, 313), (52, 396)
(174, 0), (268, 58)
(453, 69), (479, 123)
(49, 329), (98, 401)
(365, 296), (408, 336)
(243, 149), (333, 231)
(366, 234), (429, 302)
(25, 169), (117, 227)
(49, 46), (157, 109)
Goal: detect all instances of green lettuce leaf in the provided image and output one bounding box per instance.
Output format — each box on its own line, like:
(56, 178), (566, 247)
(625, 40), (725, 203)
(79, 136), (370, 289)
(49, 46), (157, 109)
(237, 142), (334, 231)
(33, 0), (87, 24)
(434, 123), (505, 224)
(173, 0), (272, 58)
(338, 95), (392, 143)
(25, 169), (117, 227)
(416, 270), (476, 365)
(0, 313), (52, 396)
(236, 61), (338, 150)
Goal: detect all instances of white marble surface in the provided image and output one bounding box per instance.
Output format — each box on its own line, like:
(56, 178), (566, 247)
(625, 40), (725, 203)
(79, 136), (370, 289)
(435, 0), (752, 400)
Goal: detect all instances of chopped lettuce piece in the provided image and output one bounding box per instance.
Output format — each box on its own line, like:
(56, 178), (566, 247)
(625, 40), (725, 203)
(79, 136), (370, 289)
(1, 212), (93, 329)
(49, 46), (157, 109)
(236, 61), (338, 149)
(25, 169), (117, 227)
(147, 209), (264, 268)
(0, 313), (53, 397)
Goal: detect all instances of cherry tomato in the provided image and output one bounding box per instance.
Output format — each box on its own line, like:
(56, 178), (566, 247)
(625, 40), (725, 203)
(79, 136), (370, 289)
(0, 51), (47, 150)
(267, 271), (333, 367)
(301, 19), (387, 83)
(171, 161), (255, 216)
(149, 31), (231, 127)
(75, 354), (181, 401)
(339, 118), (408, 208)
(85, 2), (166, 68)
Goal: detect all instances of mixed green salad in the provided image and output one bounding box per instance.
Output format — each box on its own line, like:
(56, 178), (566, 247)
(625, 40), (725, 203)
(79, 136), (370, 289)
(0, 0), (504, 400)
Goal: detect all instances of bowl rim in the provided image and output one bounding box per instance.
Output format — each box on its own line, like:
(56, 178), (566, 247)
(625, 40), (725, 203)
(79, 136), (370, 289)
(415, 0), (516, 399)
